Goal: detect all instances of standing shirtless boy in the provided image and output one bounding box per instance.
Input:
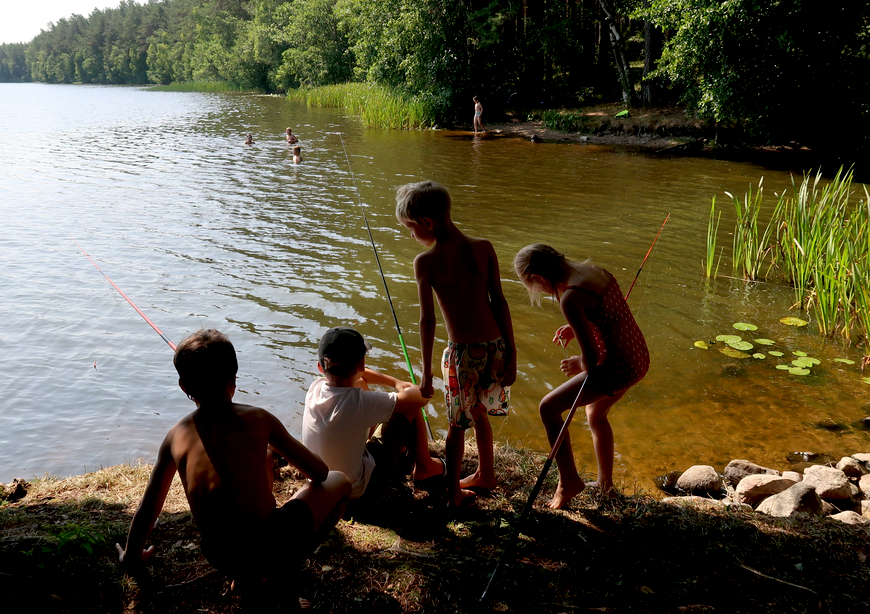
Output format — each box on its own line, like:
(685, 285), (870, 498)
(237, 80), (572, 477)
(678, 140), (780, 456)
(396, 181), (516, 508)
(116, 329), (350, 607)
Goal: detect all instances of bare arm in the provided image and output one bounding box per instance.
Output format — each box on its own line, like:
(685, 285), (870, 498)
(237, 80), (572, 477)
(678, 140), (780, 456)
(486, 243), (517, 387)
(266, 412), (329, 483)
(560, 290), (602, 372)
(414, 254), (437, 398)
(116, 433), (178, 570)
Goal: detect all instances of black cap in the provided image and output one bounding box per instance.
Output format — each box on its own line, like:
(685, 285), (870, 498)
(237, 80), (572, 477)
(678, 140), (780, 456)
(318, 326), (371, 375)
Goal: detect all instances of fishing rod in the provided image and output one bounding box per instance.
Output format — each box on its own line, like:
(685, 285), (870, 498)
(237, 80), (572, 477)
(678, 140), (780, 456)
(480, 215), (672, 603)
(73, 239), (177, 351)
(334, 133), (435, 441)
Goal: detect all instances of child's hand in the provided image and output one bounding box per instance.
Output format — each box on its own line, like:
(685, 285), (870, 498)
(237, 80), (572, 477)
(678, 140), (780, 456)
(115, 542), (154, 570)
(395, 381), (414, 393)
(420, 374), (435, 398)
(502, 357), (517, 388)
(553, 325), (575, 347)
(560, 355), (584, 377)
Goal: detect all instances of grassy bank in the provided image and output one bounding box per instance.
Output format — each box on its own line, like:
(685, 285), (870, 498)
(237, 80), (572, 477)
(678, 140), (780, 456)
(289, 83), (438, 130)
(148, 82), (265, 93)
(2, 444), (869, 613)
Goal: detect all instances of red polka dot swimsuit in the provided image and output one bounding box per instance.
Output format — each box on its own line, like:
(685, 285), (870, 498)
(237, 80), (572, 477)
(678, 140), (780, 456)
(568, 271), (649, 395)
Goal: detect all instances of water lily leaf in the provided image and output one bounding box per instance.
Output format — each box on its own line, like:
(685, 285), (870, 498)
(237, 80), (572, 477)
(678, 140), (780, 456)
(793, 351), (807, 357)
(694, 340), (709, 349)
(755, 339), (776, 346)
(788, 367), (811, 376)
(834, 358), (856, 365)
(716, 334), (742, 343)
(805, 357), (821, 365)
(752, 353), (766, 359)
(728, 340), (754, 351)
(733, 322), (758, 331)
(863, 378), (870, 385)
(768, 351), (784, 357)
(776, 365), (792, 370)
(719, 347), (751, 358)
(780, 317), (808, 327)
(792, 358), (815, 368)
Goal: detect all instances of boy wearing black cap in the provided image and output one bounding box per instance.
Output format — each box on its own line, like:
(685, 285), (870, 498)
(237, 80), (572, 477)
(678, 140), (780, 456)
(302, 326), (445, 500)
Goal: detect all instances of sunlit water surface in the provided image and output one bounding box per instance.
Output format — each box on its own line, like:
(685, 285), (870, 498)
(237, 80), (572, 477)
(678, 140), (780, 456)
(1, 83), (867, 488)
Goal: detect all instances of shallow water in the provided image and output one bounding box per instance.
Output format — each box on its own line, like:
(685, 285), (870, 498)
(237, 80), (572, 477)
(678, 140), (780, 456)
(0, 83), (867, 487)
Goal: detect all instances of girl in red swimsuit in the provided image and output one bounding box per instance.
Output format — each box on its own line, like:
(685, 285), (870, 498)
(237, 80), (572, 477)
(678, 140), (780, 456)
(514, 244), (649, 508)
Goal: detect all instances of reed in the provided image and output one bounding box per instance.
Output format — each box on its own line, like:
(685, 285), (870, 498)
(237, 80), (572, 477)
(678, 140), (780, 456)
(288, 83), (437, 129)
(726, 178), (776, 281)
(703, 197), (722, 278)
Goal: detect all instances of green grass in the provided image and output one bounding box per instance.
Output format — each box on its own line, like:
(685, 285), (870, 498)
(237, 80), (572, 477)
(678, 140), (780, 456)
(148, 81), (264, 93)
(288, 83), (437, 130)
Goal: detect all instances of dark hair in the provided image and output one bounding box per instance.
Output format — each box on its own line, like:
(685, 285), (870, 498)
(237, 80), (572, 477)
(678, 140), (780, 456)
(173, 329), (238, 399)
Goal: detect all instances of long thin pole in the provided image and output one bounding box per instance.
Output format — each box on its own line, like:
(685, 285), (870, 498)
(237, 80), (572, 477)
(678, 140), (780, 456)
(336, 134), (435, 441)
(624, 212), (670, 300)
(481, 215), (671, 602)
(73, 238), (177, 351)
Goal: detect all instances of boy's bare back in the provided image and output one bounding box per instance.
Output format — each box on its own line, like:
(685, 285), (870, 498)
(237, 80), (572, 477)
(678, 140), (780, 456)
(415, 233), (503, 344)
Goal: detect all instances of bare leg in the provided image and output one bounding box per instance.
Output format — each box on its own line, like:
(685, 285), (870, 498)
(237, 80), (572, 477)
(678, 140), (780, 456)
(584, 393), (622, 495)
(538, 371), (607, 509)
(445, 425), (476, 508)
(460, 407), (497, 490)
(292, 471), (351, 547)
(409, 409), (443, 480)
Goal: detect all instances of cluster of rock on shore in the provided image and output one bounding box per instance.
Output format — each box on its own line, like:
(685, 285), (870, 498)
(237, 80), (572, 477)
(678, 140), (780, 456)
(658, 454), (870, 525)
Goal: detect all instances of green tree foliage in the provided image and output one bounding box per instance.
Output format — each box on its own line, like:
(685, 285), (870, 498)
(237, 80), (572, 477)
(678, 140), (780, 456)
(636, 0), (870, 150)
(0, 43), (30, 82)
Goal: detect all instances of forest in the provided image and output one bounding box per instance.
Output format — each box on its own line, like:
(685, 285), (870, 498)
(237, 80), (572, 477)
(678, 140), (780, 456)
(1, 0), (869, 153)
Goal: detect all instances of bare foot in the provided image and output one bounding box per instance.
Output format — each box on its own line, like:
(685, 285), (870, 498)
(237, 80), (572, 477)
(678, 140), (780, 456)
(448, 487), (477, 509)
(584, 481), (618, 499)
(546, 478), (585, 509)
(459, 471), (497, 491)
(412, 457), (445, 481)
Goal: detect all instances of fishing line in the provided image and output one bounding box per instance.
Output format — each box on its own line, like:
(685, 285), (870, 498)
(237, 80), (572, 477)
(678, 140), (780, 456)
(334, 133), (435, 441)
(73, 238), (177, 350)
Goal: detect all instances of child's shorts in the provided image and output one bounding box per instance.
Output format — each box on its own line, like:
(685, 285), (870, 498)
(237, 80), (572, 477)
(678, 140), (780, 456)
(441, 337), (511, 430)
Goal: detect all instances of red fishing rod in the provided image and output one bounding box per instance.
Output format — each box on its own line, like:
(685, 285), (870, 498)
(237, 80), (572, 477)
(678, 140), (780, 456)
(73, 239), (177, 351)
(480, 214), (671, 604)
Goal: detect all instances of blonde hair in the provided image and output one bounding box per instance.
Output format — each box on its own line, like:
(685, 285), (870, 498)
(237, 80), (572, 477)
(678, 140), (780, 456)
(513, 244), (569, 302)
(395, 180), (452, 224)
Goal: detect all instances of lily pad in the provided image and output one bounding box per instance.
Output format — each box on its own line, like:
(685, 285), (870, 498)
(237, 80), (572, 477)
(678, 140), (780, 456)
(793, 351), (808, 357)
(716, 334), (742, 343)
(834, 358), (856, 365)
(776, 364), (792, 370)
(733, 322), (758, 331)
(719, 347), (751, 359)
(755, 339), (776, 346)
(788, 367), (811, 376)
(768, 351), (785, 357)
(780, 317), (808, 327)
(728, 340), (754, 351)
(693, 340), (709, 350)
(792, 358), (816, 368)
(752, 353), (766, 359)
(863, 378), (870, 385)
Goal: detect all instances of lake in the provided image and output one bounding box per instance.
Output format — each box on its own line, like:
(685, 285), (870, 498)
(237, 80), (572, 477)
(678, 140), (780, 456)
(1, 82), (867, 488)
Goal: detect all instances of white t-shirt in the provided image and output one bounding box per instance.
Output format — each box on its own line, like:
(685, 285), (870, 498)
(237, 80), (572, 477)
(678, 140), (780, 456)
(302, 378), (397, 499)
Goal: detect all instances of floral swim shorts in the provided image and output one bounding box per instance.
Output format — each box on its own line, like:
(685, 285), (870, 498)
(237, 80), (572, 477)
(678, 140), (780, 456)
(441, 337), (510, 430)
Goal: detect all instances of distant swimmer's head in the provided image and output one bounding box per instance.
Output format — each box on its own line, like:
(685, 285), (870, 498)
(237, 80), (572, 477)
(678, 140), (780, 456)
(245, 133), (254, 144)
(174, 329), (238, 401)
(395, 180), (452, 226)
(318, 326), (370, 378)
(292, 146), (301, 155)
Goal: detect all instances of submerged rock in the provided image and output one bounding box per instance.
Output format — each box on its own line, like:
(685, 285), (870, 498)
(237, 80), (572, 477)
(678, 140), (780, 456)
(654, 470), (683, 495)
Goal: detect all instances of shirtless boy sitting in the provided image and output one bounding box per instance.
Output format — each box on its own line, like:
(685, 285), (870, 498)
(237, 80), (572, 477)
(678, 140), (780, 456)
(116, 329), (350, 607)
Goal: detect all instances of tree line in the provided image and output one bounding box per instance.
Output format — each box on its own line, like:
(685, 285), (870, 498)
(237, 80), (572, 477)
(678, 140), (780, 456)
(1, 0), (868, 152)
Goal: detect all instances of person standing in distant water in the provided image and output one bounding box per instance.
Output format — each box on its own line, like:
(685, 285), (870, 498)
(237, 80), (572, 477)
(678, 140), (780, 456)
(292, 145), (303, 164)
(472, 96), (485, 134)
(286, 128), (298, 144)
(245, 133), (255, 145)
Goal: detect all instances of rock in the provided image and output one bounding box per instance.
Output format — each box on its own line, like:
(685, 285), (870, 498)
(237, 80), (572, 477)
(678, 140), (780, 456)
(830, 511), (870, 525)
(803, 465), (852, 499)
(782, 471), (802, 482)
(653, 470), (683, 495)
(756, 483), (823, 517)
(662, 496), (725, 510)
(836, 456), (869, 477)
(530, 134), (542, 143)
(861, 500), (870, 519)
(821, 500), (836, 515)
(735, 474), (797, 505)
(677, 465), (723, 494)
(852, 452), (870, 465)
(724, 459), (781, 486)
(864, 416), (870, 427)
(859, 474), (870, 498)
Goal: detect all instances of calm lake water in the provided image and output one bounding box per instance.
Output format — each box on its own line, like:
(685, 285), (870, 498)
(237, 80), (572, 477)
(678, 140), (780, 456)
(1, 83), (867, 488)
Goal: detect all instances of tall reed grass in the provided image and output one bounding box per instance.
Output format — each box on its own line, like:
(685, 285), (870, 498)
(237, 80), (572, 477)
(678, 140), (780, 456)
(148, 82), (263, 93)
(288, 83), (438, 130)
(707, 168), (870, 347)
(703, 197), (722, 278)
